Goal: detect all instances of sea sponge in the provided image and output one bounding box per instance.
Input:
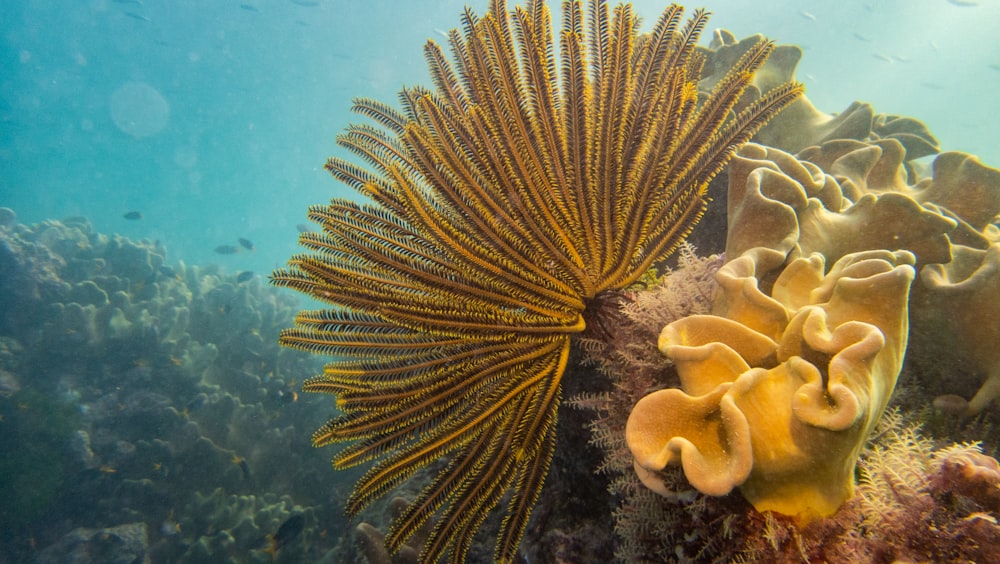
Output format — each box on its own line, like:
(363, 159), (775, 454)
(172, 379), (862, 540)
(626, 248), (915, 520)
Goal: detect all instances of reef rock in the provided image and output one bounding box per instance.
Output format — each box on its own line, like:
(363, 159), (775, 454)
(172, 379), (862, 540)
(36, 522), (150, 564)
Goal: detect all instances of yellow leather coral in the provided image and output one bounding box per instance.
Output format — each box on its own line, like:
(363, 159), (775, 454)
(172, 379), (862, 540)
(626, 248), (915, 520)
(794, 141), (1000, 415)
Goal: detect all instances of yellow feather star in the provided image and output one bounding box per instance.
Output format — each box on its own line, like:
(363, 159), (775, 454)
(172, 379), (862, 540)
(270, 1), (802, 561)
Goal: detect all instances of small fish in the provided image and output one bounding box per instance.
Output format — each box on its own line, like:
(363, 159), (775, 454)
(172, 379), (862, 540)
(296, 223), (314, 233)
(160, 518), (182, 536)
(123, 211), (143, 220)
(892, 54), (910, 63)
(257, 514), (306, 556)
(236, 271), (254, 283)
(214, 244), (241, 255)
(290, 0), (319, 6)
(434, 28), (449, 39)
(277, 389), (298, 404)
(160, 509), (181, 536)
(920, 82), (945, 90)
(113, 0), (143, 4)
(929, 40), (940, 51)
(799, 10), (816, 21)
(232, 455), (251, 481)
(988, 63), (1000, 72)
(124, 11), (151, 22)
(852, 33), (871, 42)
(872, 53), (894, 63)
(238, 237), (255, 251)
(239, 4), (259, 11)
(947, 0), (978, 6)
(274, 514), (305, 548)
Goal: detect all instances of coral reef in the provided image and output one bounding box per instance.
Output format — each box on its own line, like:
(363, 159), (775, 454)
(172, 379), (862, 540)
(3, 13), (998, 564)
(581, 28), (1000, 553)
(624, 119), (999, 525)
(0, 210), (350, 562)
(0, 388), (81, 528)
(161, 488), (314, 563)
(583, 251), (1000, 561)
(35, 522), (150, 564)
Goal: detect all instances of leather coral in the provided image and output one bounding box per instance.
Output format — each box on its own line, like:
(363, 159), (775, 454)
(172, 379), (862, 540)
(625, 248), (915, 520)
(750, 139), (1000, 417)
(625, 141), (933, 520)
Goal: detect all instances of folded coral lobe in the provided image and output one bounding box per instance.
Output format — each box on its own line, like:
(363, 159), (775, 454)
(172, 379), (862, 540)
(627, 249), (915, 521)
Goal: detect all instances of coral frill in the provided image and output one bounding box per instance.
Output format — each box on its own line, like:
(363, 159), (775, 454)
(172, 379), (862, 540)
(627, 248), (915, 520)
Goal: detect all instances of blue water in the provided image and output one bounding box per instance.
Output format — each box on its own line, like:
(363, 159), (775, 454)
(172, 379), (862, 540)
(2, 0), (998, 275)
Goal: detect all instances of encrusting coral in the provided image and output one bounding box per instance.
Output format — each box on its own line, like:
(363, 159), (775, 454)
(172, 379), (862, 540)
(626, 247), (916, 520)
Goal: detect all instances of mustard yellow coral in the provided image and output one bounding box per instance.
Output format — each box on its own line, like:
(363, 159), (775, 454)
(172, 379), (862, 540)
(626, 249), (915, 520)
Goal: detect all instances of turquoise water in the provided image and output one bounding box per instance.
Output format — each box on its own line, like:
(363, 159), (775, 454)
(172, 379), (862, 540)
(2, 1), (998, 273)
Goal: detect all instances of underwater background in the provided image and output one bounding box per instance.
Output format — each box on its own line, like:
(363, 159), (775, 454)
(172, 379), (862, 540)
(2, 0), (1000, 563)
(3, 0), (999, 273)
